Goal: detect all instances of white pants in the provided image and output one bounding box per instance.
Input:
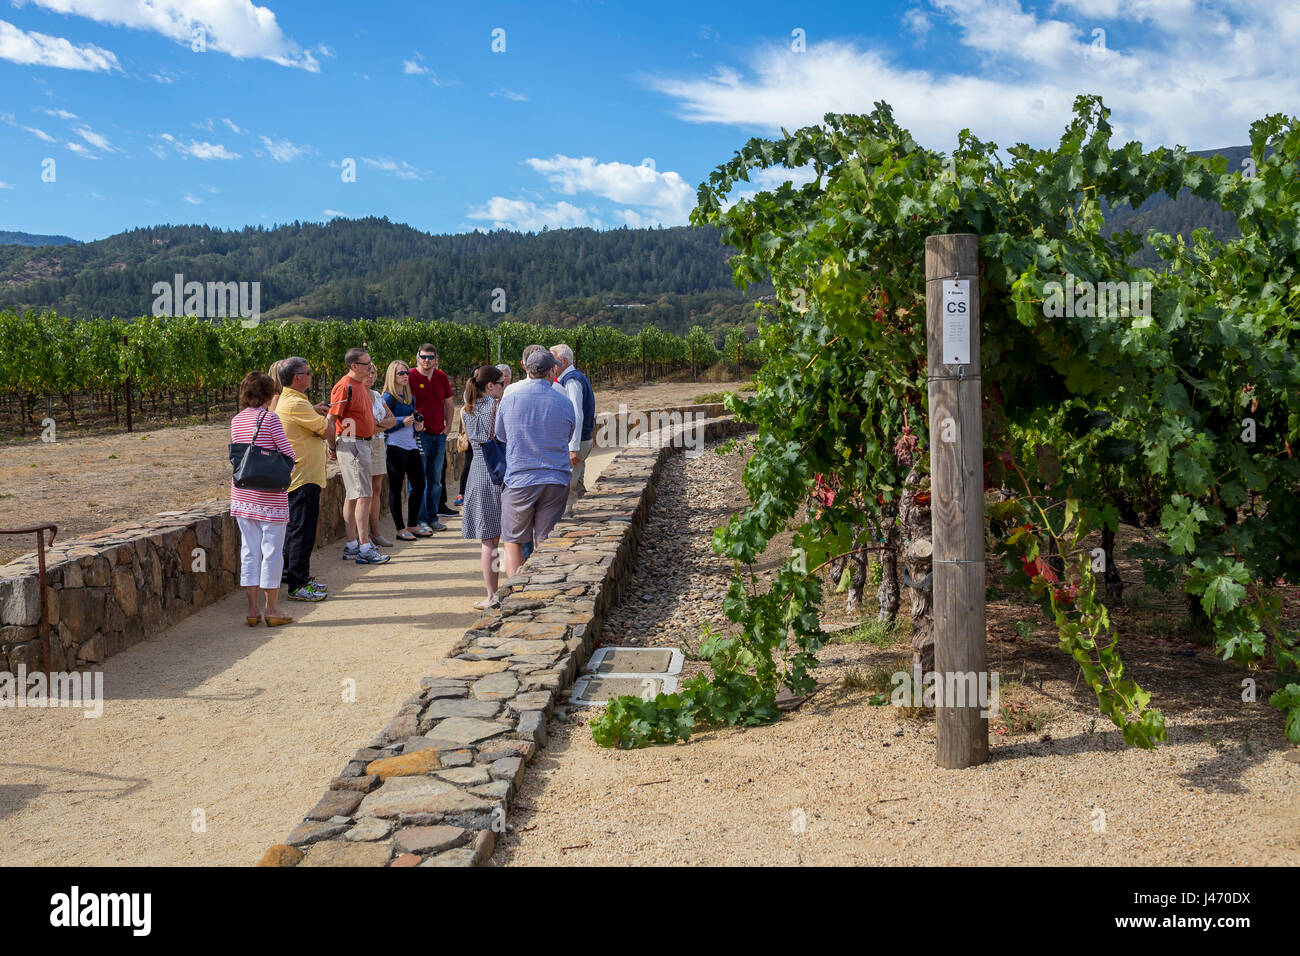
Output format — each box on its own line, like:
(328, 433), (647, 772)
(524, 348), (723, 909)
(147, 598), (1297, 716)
(236, 516), (288, 589)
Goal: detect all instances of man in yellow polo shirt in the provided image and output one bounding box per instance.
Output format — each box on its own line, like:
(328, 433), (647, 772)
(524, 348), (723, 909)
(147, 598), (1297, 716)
(275, 357), (334, 602)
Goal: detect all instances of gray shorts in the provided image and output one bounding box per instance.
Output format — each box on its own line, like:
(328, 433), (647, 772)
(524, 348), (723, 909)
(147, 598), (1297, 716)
(500, 483), (569, 545)
(336, 438), (373, 500)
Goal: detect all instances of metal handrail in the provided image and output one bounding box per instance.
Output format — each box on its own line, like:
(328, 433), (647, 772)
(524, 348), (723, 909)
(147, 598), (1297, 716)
(0, 524), (58, 683)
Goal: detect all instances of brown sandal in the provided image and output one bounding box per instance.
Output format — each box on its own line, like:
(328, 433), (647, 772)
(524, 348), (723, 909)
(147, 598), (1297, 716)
(246, 615), (262, 627)
(265, 615), (294, 627)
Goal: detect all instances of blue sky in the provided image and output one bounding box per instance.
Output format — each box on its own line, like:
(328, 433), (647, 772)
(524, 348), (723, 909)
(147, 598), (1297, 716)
(0, 0), (1295, 242)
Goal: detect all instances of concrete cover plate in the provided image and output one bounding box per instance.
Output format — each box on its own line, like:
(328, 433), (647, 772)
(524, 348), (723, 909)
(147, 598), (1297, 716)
(585, 647), (684, 675)
(569, 674), (679, 706)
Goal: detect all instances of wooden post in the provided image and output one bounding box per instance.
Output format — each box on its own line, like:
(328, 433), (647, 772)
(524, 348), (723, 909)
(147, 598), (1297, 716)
(641, 337), (647, 383)
(121, 334), (133, 433)
(925, 233), (987, 769)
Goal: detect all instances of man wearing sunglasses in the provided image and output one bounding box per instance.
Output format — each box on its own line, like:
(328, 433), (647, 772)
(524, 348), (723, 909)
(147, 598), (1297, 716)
(330, 347), (390, 564)
(408, 343), (455, 533)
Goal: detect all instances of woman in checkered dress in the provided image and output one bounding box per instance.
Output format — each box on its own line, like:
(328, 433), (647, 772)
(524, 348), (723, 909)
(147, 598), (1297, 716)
(460, 365), (506, 608)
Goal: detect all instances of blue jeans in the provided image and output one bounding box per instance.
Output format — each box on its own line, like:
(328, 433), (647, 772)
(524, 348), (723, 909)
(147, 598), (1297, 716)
(417, 432), (447, 525)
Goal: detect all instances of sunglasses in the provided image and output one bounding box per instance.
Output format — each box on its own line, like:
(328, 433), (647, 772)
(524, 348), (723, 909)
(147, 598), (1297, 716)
(395, 370), (409, 376)
(418, 354), (437, 360)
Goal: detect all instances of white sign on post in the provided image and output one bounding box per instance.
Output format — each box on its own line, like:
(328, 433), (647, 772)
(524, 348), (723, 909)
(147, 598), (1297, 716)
(942, 279), (971, 365)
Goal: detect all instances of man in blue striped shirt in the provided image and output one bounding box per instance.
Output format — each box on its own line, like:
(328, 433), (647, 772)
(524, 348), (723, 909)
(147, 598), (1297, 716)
(495, 348), (575, 578)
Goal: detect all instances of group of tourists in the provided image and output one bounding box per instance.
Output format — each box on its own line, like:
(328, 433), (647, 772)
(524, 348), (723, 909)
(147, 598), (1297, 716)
(229, 342), (596, 626)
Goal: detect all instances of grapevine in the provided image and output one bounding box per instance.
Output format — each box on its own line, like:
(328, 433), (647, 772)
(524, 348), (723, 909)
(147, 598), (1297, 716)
(592, 95), (1300, 749)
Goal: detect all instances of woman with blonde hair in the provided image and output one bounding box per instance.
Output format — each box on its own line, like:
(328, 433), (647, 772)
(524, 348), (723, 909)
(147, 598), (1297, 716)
(459, 364), (506, 608)
(382, 359), (428, 540)
(266, 360), (284, 413)
(364, 361), (397, 547)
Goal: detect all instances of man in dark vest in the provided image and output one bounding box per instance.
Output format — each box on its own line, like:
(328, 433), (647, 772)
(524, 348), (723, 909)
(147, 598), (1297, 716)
(551, 343), (596, 517)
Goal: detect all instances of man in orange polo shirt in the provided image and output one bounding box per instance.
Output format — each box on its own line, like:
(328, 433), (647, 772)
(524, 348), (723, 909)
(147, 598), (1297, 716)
(330, 347), (389, 564)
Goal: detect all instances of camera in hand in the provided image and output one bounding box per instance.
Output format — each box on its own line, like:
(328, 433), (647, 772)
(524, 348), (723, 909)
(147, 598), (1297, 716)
(412, 412), (425, 423)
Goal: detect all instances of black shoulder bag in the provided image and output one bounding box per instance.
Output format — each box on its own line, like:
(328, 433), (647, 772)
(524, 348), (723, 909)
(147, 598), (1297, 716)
(229, 409), (295, 491)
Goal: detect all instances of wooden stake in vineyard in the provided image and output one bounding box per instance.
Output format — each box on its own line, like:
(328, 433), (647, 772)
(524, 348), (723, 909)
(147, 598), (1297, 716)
(925, 233), (988, 769)
(122, 334), (133, 434)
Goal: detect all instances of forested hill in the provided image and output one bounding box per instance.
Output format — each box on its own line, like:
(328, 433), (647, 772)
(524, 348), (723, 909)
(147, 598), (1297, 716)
(1101, 145), (1248, 266)
(0, 144), (1249, 329)
(0, 219), (765, 336)
(0, 230), (79, 247)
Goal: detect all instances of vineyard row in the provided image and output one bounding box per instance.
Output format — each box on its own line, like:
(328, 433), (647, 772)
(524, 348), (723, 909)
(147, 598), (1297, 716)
(0, 311), (762, 434)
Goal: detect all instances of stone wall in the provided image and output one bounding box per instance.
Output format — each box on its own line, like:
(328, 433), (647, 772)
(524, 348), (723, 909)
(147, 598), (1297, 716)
(0, 468), (382, 674)
(261, 410), (749, 867)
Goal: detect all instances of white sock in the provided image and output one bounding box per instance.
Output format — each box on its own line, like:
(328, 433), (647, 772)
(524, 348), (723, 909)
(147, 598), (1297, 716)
(360, 542), (375, 553)
(347, 539), (359, 550)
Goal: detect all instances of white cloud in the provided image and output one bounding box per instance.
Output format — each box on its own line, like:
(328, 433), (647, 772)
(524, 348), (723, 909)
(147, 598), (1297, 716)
(617, 208), (662, 228)
(648, 1), (1300, 152)
(402, 52), (451, 85)
(193, 117), (215, 132)
(222, 117), (245, 134)
(149, 70), (173, 83)
(184, 192), (202, 204)
(20, 0), (320, 71)
(492, 89), (527, 101)
(0, 19), (119, 71)
(258, 134), (308, 162)
(323, 208), (346, 217)
(0, 113), (57, 142)
(65, 140), (97, 157)
(903, 8), (931, 37)
(156, 133), (242, 159)
(524, 155), (695, 225)
(467, 198), (598, 232)
(361, 156), (425, 180)
(0, 181), (13, 189)
(200, 183), (219, 193)
(41, 107), (78, 120)
(74, 125), (114, 151)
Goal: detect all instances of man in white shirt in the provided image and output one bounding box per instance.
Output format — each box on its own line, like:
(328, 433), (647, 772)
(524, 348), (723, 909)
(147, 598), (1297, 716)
(551, 343), (596, 516)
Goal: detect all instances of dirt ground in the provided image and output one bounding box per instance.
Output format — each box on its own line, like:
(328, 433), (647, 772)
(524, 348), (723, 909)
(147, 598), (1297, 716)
(492, 442), (1300, 867)
(0, 379), (749, 565)
(0, 443), (625, 866)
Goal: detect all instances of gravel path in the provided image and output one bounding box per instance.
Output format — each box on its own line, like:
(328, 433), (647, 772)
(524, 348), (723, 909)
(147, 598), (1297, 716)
(0, 448), (625, 866)
(492, 442), (1300, 866)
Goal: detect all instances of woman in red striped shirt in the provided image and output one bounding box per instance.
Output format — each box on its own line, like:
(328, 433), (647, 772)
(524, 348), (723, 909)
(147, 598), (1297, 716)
(231, 372), (297, 627)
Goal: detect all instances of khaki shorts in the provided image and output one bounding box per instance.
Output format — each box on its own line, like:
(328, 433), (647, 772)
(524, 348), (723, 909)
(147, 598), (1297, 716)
(369, 433), (387, 477)
(336, 438), (373, 500)
(500, 483), (569, 545)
